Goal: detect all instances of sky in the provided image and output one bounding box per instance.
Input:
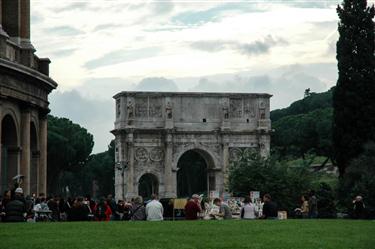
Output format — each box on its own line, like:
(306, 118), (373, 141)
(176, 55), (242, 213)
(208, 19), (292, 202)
(30, 0), (375, 153)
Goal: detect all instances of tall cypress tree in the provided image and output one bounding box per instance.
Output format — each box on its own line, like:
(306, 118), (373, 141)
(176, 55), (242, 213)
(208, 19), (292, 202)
(333, 0), (375, 176)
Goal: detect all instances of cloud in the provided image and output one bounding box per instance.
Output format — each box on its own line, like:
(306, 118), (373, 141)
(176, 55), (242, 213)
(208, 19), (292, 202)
(135, 77), (179, 92)
(151, 1), (174, 15)
(237, 36), (288, 56)
(92, 23), (122, 32)
(188, 63), (330, 108)
(51, 48), (77, 58)
(172, 2), (266, 26)
(49, 90), (114, 153)
(84, 47), (163, 70)
(31, 13), (44, 24)
(190, 36), (288, 56)
(77, 77), (132, 99)
(52, 3), (92, 12)
(44, 26), (84, 36)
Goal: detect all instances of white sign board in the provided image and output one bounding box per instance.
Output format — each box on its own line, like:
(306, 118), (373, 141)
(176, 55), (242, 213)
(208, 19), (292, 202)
(250, 191), (260, 202)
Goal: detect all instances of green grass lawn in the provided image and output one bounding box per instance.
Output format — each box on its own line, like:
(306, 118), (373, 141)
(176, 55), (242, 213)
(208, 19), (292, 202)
(0, 220), (374, 249)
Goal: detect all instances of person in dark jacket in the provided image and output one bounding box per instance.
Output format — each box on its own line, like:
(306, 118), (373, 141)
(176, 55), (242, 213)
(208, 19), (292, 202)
(261, 194), (278, 219)
(353, 196), (366, 219)
(4, 188), (26, 222)
(67, 197), (90, 221)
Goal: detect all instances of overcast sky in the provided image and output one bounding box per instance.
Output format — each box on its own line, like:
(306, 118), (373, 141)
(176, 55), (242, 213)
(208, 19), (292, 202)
(30, 0), (375, 153)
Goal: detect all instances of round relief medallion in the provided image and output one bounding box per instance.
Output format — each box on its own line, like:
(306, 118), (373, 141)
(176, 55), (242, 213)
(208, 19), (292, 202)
(135, 147), (148, 162)
(150, 147), (164, 162)
(229, 148), (242, 162)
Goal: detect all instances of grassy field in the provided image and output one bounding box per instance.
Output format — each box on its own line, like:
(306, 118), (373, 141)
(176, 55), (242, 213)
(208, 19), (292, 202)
(0, 220), (374, 249)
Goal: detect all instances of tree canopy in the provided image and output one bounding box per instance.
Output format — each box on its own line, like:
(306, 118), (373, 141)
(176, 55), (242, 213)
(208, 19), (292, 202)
(333, 0), (375, 176)
(47, 115), (94, 194)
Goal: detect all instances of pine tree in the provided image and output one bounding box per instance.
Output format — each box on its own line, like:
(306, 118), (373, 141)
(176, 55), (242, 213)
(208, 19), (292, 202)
(333, 0), (375, 176)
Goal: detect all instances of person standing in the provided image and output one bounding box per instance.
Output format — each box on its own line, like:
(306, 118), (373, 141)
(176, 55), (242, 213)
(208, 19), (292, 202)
(145, 194), (164, 221)
(94, 198), (112, 221)
(4, 188), (26, 222)
(353, 196), (366, 219)
(184, 194), (202, 220)
(241, 197), (256, 220)
(261, 194), (278, 219)
(308, 190), (318, 218)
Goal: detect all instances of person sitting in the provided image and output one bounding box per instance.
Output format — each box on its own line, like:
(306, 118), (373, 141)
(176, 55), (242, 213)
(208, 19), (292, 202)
(213, 198), (232, 220)
(308, 190), (318, 218)
(4, 188), (26, 222)
(67, 197), (90, 221)
(94, 198), (112, 221)
(260, 194), (278, 219)
(295, 195), (309, 218)
(33, 197), (51, 221)
(130, 196), (146, 221)
(241, 197), (256, 220)
(185, 194), (202, 220)
(145, 194), (164, 221)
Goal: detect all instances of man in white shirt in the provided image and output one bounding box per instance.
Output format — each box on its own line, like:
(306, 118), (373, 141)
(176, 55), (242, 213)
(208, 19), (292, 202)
(145, 194), (164, 221)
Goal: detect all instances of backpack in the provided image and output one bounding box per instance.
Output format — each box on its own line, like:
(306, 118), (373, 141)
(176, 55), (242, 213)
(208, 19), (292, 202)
(95, 205), (107, 220)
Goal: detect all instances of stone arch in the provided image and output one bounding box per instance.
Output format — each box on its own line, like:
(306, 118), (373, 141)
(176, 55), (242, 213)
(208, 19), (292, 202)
(173, 145), (219, 170)
(1, 107), (21, 145)
(1, 114), (19, 192)
(176, 148), (216, 198)
(29, 121), (39, 194)
(138, 173), (159, 200)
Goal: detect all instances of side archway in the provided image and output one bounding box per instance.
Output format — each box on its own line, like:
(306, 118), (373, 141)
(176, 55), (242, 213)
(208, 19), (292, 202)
(1, 114), (19, 193)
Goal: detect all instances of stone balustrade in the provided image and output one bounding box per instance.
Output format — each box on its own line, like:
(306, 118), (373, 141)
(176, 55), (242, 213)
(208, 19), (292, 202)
(0, 36), (50, 76)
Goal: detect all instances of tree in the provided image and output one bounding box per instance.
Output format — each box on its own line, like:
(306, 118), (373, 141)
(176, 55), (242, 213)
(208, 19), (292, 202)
(333, 0), (375, 176)
(85, 141), (115, 197)
(272, 108), (333, 159)
(47, 115), (94, 194)
(228, 150), (313, 214)
(338, 142), (375, 218)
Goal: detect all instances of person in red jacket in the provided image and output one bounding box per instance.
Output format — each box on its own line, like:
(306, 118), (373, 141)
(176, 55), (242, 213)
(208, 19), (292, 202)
(94, 198), (112, 221)
(184, 194), (202, 220)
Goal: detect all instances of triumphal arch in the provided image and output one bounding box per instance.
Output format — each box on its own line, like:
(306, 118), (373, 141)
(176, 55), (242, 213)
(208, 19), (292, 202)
(112, 91), (271, 200)
(0, 0), (57, 195)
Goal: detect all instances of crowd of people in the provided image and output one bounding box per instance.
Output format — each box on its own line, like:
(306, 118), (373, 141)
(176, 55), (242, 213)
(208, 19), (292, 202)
(0, 187), (167, 222)
(0, 186), (369, 222)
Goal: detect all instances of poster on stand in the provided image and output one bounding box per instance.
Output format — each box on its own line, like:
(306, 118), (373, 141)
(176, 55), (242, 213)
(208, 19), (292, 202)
(250, 191), (260, 203)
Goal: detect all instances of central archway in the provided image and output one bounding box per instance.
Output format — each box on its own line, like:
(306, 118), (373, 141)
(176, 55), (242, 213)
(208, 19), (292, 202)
(177, 149), (215, 198)
(138, 173), (159, 200)
(1, 115), (19, 193)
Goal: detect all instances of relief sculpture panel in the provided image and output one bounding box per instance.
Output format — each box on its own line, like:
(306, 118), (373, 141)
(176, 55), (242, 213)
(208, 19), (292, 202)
(135, 97), (148, 118)
(149, 98), (162, 118)
(229, 98), (243, 118)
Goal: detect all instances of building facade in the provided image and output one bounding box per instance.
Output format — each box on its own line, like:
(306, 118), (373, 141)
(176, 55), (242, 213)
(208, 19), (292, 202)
(112, 91), (271, 200)
(0, 0), (57, 195)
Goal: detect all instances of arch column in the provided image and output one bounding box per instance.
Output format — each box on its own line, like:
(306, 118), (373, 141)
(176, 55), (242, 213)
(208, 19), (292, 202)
(0, 0), (9, 59)
(20, 109), (30, 194)
(2, 0), (21, 44)
(164, 133), (175, 197)
(0, 103), (2, 190)
(125, 132), (136, 199)
(0, 0), (9, 37)
(38, 116), (47, 195)
(20, 0), (34, 67)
